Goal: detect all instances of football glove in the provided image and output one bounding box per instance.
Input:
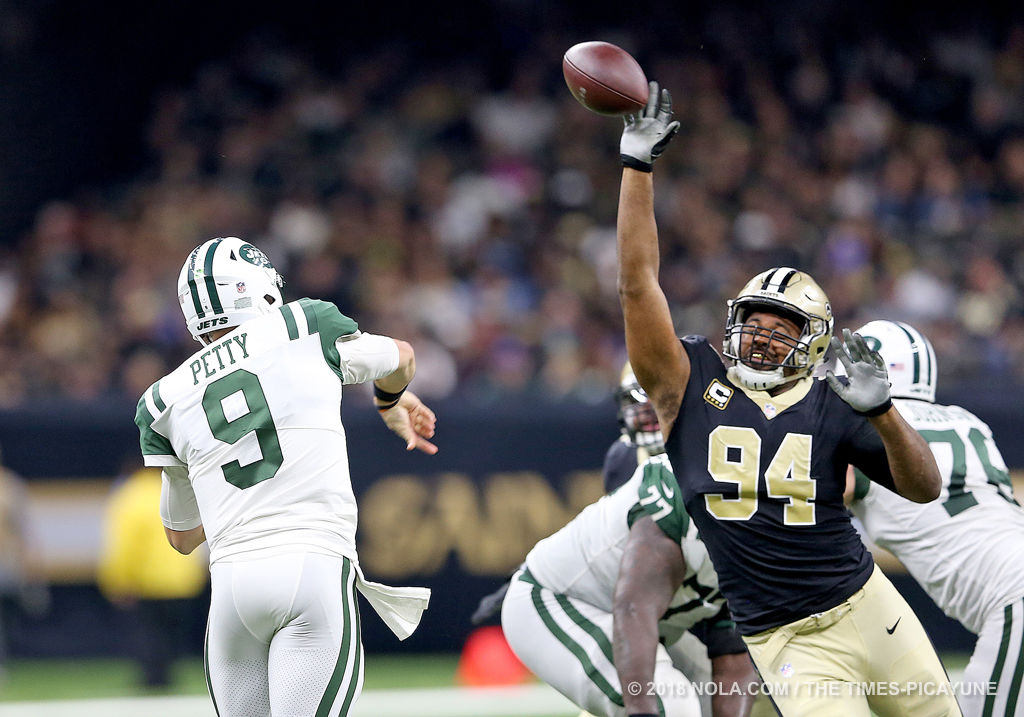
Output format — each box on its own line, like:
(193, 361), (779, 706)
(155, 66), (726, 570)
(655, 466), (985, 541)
(825, 328), (893, 416)
(620, 81), (680, 172)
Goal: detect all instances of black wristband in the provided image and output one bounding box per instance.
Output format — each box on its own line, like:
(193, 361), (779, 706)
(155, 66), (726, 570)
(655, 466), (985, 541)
(374, 383), (407, 410)
(628, 714), (659, 717)
(620, 154), (653, 172)
(857, 397), (892, 417)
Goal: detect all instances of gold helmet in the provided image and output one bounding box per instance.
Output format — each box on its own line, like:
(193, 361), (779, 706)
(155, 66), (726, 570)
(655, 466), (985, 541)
(722, 267), (833, 391)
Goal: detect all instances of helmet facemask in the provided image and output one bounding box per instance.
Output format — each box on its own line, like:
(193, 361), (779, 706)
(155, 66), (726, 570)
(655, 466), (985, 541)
(617, 365), (665, 453)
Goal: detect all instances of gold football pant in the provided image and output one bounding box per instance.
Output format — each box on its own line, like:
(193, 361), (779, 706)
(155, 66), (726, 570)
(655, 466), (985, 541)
(743, 565), (962, 717)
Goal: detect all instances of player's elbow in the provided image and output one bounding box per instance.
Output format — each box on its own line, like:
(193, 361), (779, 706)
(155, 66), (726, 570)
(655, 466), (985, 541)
(900, 469), (941, 503)
(165, 526), (204, 554)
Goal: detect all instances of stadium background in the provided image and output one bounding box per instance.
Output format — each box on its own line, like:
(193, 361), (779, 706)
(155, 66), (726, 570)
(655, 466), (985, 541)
(1, 0), (1024, 709)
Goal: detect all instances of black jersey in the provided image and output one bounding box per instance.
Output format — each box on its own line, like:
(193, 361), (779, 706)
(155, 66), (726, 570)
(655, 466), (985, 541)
(666, 336), (896, 635)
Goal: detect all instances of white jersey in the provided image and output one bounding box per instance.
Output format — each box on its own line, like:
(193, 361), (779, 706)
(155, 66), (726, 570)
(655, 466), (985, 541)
(525, 454), (726, 641)
(851, 398), (1024, 633)
(135, 298), (399, 566)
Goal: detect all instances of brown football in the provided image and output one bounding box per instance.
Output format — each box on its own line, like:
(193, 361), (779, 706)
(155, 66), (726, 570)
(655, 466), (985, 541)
(562, 41), (648, 116)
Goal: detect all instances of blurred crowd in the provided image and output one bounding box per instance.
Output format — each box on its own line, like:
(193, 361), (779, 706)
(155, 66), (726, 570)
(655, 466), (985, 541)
(2, 10), (1024, 408)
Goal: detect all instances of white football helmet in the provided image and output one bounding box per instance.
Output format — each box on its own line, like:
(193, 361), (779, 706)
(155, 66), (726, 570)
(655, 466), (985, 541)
(723, 267), (834, 391)
(177, 237), (284, 342)
(852, 320), (937, 402)
(616, 362), (664, 453)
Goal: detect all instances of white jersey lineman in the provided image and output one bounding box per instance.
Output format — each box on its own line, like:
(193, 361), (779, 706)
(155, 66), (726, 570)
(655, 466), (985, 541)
(501, 454), (732, 717)
(136, 296), (428, 717)
(849, 320), (1024, 717)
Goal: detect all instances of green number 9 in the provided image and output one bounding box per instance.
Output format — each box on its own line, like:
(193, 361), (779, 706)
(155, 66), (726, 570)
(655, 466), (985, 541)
(202, 370), (283, 489)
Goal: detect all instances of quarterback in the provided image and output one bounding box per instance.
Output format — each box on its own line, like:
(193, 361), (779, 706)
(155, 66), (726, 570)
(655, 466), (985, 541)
(612, 82), (961, 716)
(849, 320), (1024, 717)
(134, 237), (437, 717)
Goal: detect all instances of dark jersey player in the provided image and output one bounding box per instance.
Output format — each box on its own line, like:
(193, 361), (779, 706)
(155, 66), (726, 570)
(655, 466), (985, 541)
(611, 82), (961, 717)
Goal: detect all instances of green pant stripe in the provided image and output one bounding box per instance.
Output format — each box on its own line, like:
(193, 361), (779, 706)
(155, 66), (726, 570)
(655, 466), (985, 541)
(983, 603), (1015, 717)
(1004, 599), (1024, 716)
(336, 591), (364, 716)
(316, 559), (358, 717)
(204, 619), (221, 717)
(531, 585), (623, 708)
(554, 594), (615, 665)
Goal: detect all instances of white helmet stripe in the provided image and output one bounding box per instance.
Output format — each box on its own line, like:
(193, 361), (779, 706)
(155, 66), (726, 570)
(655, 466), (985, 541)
(202, 238), (225, 315)
(185, 245), (206, 319)
(759, 267), (798, 293)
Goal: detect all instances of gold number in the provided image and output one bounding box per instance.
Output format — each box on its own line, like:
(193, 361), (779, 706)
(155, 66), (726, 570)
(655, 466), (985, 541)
(765, 433), (815, 525)
(705, 426), (760, 520)
(705, 427), (816, 525)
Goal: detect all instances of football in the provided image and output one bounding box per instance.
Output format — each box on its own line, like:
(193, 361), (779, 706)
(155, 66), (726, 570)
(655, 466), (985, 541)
(562, 41), (648, 116)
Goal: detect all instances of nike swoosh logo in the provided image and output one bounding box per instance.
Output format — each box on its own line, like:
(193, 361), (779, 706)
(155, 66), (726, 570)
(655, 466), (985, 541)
(886, 617), (901, 634)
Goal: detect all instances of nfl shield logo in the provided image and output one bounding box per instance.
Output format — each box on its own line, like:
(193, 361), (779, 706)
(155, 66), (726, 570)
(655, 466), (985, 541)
(236, 282), (246, 293)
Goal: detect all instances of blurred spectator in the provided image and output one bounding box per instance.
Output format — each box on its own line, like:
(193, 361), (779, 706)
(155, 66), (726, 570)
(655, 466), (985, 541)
(0, 446), (48, 677)
(4, 9), (1024, 406)
(97, 465), (207, 688)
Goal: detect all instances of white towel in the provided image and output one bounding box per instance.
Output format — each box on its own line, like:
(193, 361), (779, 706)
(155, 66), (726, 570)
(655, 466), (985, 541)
(354, 563), (431, 641)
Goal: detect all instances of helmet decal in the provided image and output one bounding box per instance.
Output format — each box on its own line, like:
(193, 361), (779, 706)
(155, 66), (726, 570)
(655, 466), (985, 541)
(239, 243), (273, 268)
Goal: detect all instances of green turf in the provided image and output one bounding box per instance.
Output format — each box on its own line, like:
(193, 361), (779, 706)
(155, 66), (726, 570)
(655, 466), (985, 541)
(0, 653), (465, 702)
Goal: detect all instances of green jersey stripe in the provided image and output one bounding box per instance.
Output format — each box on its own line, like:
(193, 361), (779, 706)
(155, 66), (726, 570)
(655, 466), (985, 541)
(186, 246), (205, 319)
(1005, 599), (1024, 715)
(317, 558), (357, 717)
(151, 380), (166, 412)
(203, 238), (224, 315)
(281, 305), (299, 341)
(983, 603), (1014, 717)
(530, 584), (624, 707)
(135, 396), (175, 458)
(299, 298), (320, 335)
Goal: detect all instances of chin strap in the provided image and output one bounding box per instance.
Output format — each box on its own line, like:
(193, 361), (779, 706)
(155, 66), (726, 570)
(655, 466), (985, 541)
(727, 363), (804, 392)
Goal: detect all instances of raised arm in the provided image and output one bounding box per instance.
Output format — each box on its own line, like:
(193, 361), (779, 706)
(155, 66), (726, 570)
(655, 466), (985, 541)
(617, 83), (688, 436)
(613, 515), (685, 715)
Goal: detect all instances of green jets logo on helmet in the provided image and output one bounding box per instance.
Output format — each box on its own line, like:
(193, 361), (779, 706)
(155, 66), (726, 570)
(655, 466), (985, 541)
(863, 336), (882, 352)
(239, 244), (273, 268)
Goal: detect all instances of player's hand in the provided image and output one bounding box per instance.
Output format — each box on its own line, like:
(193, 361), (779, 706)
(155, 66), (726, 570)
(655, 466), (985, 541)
(825, 328), (893, 416)
(620, 81), (681, 172)
(378, 390), (438, 454)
